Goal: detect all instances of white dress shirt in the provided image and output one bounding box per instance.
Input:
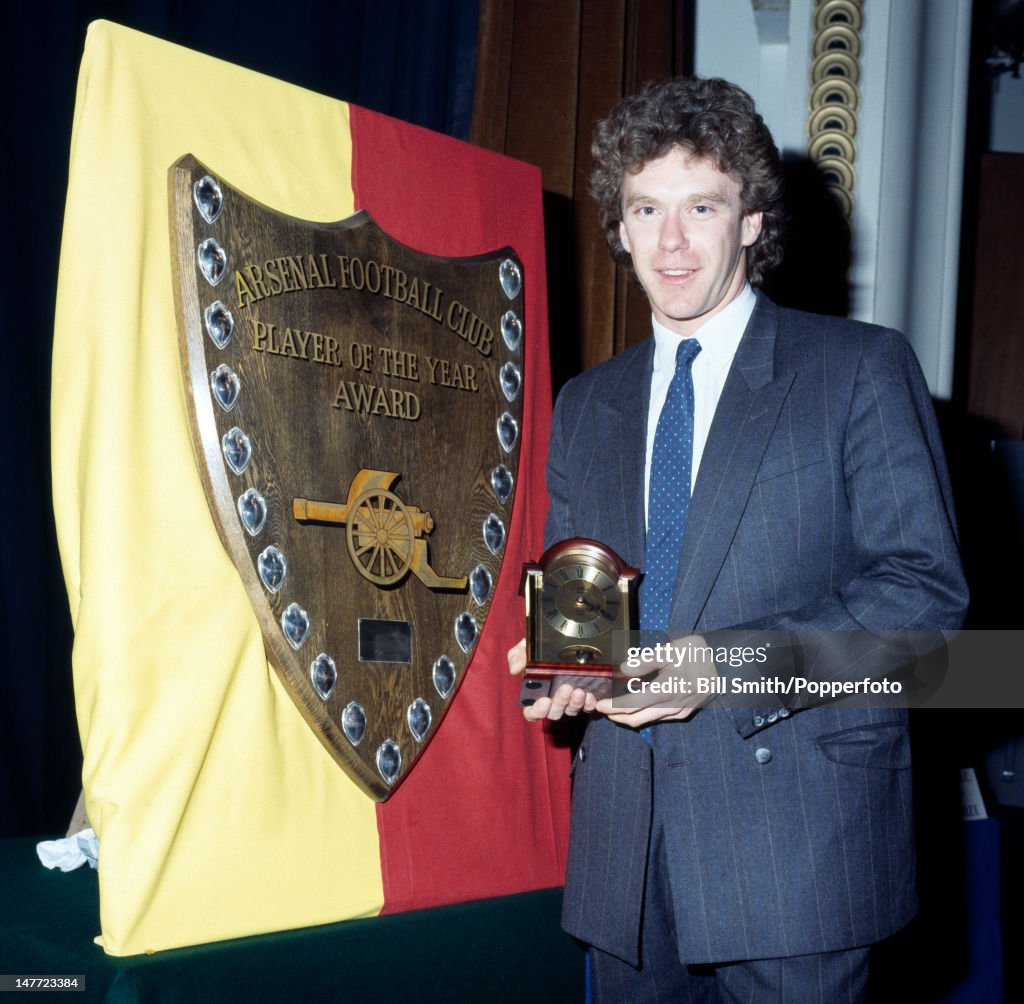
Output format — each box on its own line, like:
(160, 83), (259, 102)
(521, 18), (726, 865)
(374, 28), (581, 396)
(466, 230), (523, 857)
(644, 284), (757, 525)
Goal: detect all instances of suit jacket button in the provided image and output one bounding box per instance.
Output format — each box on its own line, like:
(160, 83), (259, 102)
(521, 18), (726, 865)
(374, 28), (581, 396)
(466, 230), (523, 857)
(752, 715), (765, 728)
(755, 747), (772, 764)
(578, 746), (587, 762)
(767, 712), (778, 724)
(778, 707), (791, 718)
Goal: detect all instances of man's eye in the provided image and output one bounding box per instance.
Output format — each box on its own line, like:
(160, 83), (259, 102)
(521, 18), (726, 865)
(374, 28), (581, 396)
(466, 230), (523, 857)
(636, 205), (656, 217)
(693, 205), (711, 215)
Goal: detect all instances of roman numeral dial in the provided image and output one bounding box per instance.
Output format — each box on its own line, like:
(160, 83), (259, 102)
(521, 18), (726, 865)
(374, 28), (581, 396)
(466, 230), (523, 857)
(541, 562), (619, 638)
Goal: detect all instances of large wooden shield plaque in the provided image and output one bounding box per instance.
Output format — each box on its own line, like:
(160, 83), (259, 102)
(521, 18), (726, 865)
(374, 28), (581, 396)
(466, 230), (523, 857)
(168, 156), (524, 800)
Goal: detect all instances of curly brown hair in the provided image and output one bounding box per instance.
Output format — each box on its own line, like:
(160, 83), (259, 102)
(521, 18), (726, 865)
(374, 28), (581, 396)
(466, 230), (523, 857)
(589, 76), (785, 285)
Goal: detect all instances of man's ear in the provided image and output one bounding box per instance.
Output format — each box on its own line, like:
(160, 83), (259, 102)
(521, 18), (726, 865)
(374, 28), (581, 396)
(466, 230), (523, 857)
(618, 218), (632, 255)
(742, 211), (763, 248)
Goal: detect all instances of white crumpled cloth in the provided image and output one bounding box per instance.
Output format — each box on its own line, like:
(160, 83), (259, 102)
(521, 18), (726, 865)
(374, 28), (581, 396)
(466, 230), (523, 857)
(36, 828), (99, 871)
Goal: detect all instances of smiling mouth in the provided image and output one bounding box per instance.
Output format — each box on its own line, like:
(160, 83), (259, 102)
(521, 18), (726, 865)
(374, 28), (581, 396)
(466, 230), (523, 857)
(658, 268), (696, 279)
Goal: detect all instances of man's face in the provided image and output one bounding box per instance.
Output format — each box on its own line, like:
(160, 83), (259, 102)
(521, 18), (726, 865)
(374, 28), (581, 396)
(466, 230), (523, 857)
(618, 147), (762, 337)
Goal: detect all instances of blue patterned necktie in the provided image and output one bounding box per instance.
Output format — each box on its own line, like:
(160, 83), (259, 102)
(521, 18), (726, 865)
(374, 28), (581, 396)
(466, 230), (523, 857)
(642, 337), (702, 632)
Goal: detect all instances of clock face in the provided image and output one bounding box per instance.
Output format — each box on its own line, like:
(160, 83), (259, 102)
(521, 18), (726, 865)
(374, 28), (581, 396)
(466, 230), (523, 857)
(540, 561), (620, 638)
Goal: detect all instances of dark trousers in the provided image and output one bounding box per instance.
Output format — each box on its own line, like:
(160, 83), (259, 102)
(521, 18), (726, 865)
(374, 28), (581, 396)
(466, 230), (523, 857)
(589, 820), (870, 1003)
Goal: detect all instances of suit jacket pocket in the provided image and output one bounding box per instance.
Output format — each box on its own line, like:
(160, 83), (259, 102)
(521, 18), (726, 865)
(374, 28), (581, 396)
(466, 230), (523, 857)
(755, 440), (825, 483)
(816, 722), (911, 769)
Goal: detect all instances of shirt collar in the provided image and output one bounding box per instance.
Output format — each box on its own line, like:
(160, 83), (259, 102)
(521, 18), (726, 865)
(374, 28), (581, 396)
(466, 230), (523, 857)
(651, 283), (757, 376)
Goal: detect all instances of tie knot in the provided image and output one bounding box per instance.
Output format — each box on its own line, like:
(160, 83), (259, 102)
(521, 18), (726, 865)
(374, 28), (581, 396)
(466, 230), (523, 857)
(675, 337), (701, 370)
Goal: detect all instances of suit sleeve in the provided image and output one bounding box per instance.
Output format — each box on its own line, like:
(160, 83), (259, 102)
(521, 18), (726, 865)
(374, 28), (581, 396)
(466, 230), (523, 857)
(717, 329), (968, 736)
(543, 384), (574, 550)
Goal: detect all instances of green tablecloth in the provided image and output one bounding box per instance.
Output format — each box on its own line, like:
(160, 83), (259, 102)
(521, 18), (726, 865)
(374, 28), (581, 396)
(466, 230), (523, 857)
(0, 838), (584, 1002)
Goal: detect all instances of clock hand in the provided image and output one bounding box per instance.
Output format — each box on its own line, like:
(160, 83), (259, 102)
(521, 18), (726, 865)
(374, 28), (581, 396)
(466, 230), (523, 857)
(573, 592), (603, 615)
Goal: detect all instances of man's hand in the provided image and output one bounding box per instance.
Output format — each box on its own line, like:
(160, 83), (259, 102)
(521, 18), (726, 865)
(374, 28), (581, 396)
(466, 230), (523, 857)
(508, 635), (719, 726)
(507, 638), (601, 721)
(595, 635), (718, 728)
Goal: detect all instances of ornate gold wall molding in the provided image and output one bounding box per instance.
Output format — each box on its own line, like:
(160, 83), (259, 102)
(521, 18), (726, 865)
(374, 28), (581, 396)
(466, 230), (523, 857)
(808, 0), (864, 220)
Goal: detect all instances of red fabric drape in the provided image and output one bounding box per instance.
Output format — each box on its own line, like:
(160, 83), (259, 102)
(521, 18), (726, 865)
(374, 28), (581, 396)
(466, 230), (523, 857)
(350, 105), (571, 911)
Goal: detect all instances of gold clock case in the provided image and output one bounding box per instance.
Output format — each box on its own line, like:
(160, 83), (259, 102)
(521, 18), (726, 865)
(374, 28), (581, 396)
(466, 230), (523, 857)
(519, 538), (638, 704)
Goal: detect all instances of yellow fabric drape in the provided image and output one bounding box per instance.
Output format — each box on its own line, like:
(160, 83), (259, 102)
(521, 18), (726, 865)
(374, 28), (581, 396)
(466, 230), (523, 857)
(52, 21), (383, 956)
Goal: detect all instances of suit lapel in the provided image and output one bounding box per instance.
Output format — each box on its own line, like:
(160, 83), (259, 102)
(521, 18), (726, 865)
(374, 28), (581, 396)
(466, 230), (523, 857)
(670, 296), (795, 630)
(593, 339), (653, 569)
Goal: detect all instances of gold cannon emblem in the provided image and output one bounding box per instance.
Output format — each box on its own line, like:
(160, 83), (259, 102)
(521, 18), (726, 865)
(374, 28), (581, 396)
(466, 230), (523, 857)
(294, 469), (468, 590)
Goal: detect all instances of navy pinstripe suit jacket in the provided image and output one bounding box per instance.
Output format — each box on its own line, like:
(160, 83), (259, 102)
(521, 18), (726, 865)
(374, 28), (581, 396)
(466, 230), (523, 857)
(547, 294), (969, 966)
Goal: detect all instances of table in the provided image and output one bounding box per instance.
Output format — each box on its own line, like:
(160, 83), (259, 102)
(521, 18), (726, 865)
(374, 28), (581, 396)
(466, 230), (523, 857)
(0, 838), (584, 1002)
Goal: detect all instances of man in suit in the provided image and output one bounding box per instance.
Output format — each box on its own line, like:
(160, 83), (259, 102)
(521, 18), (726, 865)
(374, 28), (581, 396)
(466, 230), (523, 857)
(508, 77), (968, 1001)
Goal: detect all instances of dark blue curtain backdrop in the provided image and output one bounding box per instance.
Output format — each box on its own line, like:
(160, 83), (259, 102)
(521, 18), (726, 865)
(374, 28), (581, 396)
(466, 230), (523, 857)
(0, 0), (479, 838)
